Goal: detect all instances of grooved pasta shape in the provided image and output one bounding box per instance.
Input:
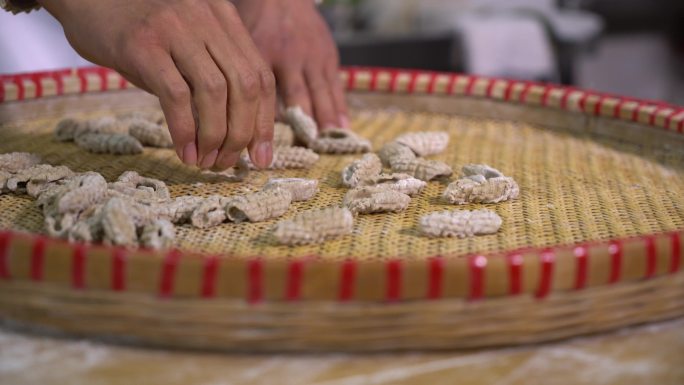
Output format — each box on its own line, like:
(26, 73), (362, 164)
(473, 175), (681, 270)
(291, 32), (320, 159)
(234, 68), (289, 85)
(343, 187), (411, 215)
(225, 188), (293, 223)
(284, 106), (318, 146)
(443, 164), (519, 204)
(263, 178), (319, 202)
(242, 146), (319, 170)
(75, 133), (144, 155)
(273, 207), (354, 245)
(310, 128), (372, 154)
(419, 209), (502, 238)
(341, 153), (382, 188)
(395, 131), (450, 157)
(389, 157), (453, 181)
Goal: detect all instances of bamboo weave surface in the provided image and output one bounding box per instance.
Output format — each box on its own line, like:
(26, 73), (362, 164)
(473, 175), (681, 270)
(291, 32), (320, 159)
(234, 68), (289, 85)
(1, 98), (683, 261)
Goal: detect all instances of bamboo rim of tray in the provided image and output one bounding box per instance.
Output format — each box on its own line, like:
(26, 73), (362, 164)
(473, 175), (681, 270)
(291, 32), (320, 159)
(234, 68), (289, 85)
(0, 66), (683, 351)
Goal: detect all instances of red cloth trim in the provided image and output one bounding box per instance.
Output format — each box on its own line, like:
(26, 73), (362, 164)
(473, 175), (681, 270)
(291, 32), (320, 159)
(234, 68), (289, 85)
(608, 241), (623, 284)
(159, 249), (181, 298)
(29, 236), (47, 281)
(427, 257), (444, 299)
(0, 231), (12, 279)
(285, 260), (304, 301)
(201, 255), (219, 298)
(535, 250), (555, 299)
(507, 253), (523, 295)
(247, 258), (263, 304)
(71, 243), (86, 289)
(338, 259), (356, 301)
(671, 232), (682, 274)
(468, 255), (486, 300)
(111, 247), (127, 291)
(386, 260), (402, 301)
(573, 246), (588, 290)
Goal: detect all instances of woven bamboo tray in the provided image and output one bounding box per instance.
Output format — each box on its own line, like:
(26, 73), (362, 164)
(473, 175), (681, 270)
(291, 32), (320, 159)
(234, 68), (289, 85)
(0, 67), (683, 352)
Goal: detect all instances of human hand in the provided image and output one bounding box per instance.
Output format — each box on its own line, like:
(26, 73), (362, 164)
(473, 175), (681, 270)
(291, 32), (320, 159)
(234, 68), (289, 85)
(234, 0), (349, 130)
(39, 0), (276, 170)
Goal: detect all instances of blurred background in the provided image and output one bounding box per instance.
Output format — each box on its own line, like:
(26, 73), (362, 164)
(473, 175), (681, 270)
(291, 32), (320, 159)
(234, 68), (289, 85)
(1, 0), (683, 104)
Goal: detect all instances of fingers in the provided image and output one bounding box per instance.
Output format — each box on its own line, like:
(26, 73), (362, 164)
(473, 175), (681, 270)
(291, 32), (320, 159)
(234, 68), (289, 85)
(171, 43), (229, 169)
(131, 47), (197, 165)
(276, 66), (313, 119)
(278, 64), (347, 131)
(211, 0), (275, 169)
(305, 65), (339, 129)
(326, 63), (350, 129)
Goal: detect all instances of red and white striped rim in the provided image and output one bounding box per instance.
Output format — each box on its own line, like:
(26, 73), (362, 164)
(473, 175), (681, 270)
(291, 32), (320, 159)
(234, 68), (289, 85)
(1, 66), (683, 132)
(0, 66), (683, 303)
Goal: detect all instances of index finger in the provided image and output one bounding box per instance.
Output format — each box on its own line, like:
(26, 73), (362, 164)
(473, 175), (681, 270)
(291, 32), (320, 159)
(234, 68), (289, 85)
(132, 47), (197, 165)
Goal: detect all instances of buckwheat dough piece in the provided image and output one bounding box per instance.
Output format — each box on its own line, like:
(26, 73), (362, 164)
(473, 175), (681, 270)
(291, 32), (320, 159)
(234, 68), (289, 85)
(163, 196), (205, 224)
(82, 117), (131, 136)
(395, 131), (450, 157)
(310, 128), (372, 154)
(343, 186), (411, 215)
(127, 118), (173, 148)
(101, 197), (139, 246)
(377, 141), (416, 167)
(201, 157), (249, 182)
(225, 188), (293, 223)
(284, 106), (318, 146)
(358, 173), (427, 196)
(0, 152), (42, 173)
(67, 216), (100, 243)
(75, 132), (144, 155)
(25, 166), (76, 198)
(443, 176), (519, 204)
(37, 172), (108, 216)
(109, 171), (170, 201)
(443, 164), (519, 204)
(273, 122), (295, 147)
(140, 219), (176, 250)
(419, 209), (502, 238)
(389, 157), (453, 181)
(461, 163), (504, 179)
(341, 153), (382, 188)
(273, 207), (354, 245)
(242, 146), (319, 170)
(45, 212), (78, 238)
(0, 170), (11, 194)
(263, 178), (319, 202)
(6, 164), (74, 195)
(190, 195), (230, 229)
(54, 118), (83, 142)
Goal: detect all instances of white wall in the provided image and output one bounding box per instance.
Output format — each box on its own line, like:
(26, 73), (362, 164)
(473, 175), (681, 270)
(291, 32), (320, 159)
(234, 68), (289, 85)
(0, 8), (92, 73)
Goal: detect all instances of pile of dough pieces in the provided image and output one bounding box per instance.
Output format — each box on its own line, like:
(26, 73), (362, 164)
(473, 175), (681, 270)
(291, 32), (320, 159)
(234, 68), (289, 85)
(1, 107), (520, 249)
(56, 111), (172, 154)
(0, 150), (345, 249)
(0, 107), (375, 249)
(340, 132), (519, 238)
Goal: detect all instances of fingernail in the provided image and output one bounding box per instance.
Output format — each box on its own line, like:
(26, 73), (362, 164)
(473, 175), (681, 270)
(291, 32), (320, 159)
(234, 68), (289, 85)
(255, 141), (273, 169)
(339, 114), (350, 128)
(182, 142), (197, 166)
(200, 149), (219, 169)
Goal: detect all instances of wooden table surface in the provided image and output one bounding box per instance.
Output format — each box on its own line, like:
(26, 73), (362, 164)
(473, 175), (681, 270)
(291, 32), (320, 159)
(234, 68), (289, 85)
(1, 317), (683, 385)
